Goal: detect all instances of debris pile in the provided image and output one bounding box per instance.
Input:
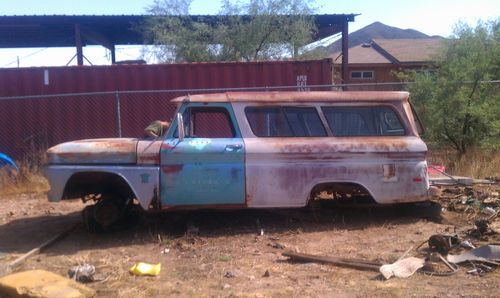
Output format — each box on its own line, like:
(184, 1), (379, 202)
(440, 185), (499, 222)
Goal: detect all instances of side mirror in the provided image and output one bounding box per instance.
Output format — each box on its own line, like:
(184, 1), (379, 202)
(176, 113), (185, 142)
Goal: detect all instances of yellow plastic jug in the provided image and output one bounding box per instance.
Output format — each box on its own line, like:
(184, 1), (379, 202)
(129, 262), (161, 276)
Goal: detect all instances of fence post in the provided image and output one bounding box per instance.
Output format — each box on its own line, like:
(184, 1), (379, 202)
(115, 91), (122, 137)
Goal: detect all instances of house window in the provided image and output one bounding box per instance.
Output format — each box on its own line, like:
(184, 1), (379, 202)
(351, 71), (374, 80)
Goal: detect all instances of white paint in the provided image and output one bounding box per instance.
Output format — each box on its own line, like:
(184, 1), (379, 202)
(44, 69), (49, 85)
(296, 75), (309, 91)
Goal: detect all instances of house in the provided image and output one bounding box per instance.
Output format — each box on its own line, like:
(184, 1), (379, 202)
(331, 38), (445, 90)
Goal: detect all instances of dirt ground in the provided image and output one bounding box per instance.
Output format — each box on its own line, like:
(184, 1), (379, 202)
(0, 184), (499, 297)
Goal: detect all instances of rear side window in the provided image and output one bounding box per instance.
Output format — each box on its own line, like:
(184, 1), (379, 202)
(246, 106), (326, 137)
(322, 106), (405, 136)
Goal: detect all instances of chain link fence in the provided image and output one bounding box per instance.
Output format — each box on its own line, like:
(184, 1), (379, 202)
(0, 82), (415, 161)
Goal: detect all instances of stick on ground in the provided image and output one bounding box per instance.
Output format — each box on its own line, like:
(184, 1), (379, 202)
(6, 221), (79, 272)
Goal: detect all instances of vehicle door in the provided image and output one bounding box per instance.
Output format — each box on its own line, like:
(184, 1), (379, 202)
(160, 103), (245, 206)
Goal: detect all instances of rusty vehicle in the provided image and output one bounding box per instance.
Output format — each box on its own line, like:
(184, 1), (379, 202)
(45, 91), (431, 231)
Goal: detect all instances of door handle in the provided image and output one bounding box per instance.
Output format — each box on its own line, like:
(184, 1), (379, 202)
(225, 144), (242, 151)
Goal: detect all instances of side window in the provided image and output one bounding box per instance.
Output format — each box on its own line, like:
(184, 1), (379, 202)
(245, 107), (292, 137)
(182, 107), (235, 138)
(283, 107), (326, 137)
(245, 106), (326, 137)
(322, 106), (405, 137)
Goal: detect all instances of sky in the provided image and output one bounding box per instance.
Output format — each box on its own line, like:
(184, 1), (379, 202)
(0, 0), (498, 67)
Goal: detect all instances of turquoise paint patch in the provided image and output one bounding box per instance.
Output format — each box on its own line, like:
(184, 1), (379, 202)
(140, 173), (150, 183)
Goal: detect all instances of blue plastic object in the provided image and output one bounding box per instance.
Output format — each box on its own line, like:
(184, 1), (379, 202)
(0, 153), (18, 172)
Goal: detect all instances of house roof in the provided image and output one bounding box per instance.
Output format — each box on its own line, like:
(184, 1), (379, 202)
(372, 38), (445, 63)
(331, 38), (445, 65)
(335, 43), (392, 64)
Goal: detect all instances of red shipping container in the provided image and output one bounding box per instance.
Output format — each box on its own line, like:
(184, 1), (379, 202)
(0, 59), (333, 96)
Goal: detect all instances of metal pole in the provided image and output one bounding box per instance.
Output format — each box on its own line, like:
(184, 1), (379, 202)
(74, 24), (84, 66)
(341, 20), (349, 90)
(115, 92), (122, 137)
(110, 44), (116, 64)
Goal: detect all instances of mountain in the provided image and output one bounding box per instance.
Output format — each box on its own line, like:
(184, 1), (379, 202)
(321, 21), (440, 54)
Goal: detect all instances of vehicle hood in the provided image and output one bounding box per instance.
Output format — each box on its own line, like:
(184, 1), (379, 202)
(47, 138), (138, 164)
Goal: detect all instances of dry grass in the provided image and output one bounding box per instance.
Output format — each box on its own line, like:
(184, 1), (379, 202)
(427, 148), (500, 179)
(0, 151), (49, 196)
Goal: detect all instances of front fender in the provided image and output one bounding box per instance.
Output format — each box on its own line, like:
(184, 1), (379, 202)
(44, 165), (159, 210)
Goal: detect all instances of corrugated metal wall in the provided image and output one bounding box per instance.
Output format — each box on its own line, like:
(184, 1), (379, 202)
(0, 59), (332, 96)
(0, 59), (333, 159)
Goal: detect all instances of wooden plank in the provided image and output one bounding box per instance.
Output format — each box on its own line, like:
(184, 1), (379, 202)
(283, 251), (382, 271)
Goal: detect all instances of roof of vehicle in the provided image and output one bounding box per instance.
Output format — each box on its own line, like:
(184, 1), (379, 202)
(171, 91), (410, 103)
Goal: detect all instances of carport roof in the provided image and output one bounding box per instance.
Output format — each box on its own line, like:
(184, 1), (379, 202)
(0, 14), (358, 48)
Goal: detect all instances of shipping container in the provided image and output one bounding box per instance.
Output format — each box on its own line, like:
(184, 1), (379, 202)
(0, 59), (333, 159)
(0, 59), (333, 97)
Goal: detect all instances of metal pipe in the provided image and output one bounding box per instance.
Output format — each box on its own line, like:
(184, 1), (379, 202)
(115, 92), (122, 137)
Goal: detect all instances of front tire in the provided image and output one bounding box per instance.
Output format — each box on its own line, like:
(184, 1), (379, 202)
(82, 196), (131, 233)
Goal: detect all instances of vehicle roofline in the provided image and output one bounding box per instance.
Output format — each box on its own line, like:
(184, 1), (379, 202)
(171, 91), (410, 103)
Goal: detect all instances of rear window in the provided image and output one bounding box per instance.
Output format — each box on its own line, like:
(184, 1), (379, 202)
(322, 106), (405, 136)
(245, 106), (326, 137)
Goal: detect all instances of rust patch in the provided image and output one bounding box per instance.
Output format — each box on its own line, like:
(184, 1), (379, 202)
(137, 140), (163, 165)
(137, 155), (160, 164)
(161, 143), (174, 150)
(161, 164), (184, 173)
(171, 91), (409, 103)
(245, 193), (253, 205)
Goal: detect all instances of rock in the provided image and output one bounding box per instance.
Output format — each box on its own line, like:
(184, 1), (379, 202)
(262, 270), (270, 277)
(268, 242), (285, 249)
(482, 207), (496, 216)
(0, 269), (96, 297)
(224, 271), (236, 278)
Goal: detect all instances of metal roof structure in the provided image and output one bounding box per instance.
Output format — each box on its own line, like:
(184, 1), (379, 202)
(0, 14), (357, 82)
(0, 14), (356, 47)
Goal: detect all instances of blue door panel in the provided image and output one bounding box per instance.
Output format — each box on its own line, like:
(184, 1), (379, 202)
(159, 103), (245, 207)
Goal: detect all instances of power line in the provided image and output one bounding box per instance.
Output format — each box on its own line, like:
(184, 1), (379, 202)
(2, 47), (51, 67)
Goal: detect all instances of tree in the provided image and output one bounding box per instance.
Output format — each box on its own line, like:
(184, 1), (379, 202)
(404, 20), (500, 155)
(142, 0), (317, 62)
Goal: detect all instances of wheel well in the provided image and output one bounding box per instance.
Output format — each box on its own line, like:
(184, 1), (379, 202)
(62, 171), (135, 200)
(309, 182), (376, 204)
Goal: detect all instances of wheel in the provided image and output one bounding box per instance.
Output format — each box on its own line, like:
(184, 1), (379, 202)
(93, 198), (120, 228)
(82, 205), (102, 233)
(82, 196), (128, 233)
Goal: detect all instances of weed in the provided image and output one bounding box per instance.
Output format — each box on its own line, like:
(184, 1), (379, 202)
(0, 150), (49, 196)
(428, 148), (499, 179)
(218, 254), (232, 262)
